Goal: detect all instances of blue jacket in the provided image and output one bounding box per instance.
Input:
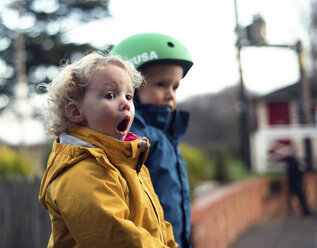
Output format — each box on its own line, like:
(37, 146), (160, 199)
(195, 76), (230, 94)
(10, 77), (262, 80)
(131, 102), (191, 248)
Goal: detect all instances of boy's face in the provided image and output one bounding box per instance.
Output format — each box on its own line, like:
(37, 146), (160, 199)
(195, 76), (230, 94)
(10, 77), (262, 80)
(138, 64), (183, 111)
(79, 64), (135, 141)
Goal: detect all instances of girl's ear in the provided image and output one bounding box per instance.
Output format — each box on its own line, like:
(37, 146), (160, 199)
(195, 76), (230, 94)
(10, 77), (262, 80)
(65, 102), (85, 123)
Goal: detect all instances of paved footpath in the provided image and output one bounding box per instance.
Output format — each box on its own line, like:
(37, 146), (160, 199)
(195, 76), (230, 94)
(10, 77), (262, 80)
(230, 214), (317, 248)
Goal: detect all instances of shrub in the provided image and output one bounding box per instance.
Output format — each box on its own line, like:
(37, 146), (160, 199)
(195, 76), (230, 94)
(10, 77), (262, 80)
(0, 145), (34, 177)
(179, 143), (213, 188)
(181, 143), (258, 185)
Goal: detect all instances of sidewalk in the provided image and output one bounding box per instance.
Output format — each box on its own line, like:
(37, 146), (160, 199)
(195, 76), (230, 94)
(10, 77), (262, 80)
(230, 214), (317, 248)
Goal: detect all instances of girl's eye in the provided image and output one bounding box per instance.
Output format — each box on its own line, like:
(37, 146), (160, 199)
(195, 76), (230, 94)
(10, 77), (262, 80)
(173, 84), (179, 91)
(157, 82), (165, 87)
(105, 93), (115, 99)
(126, 95), (133, 101)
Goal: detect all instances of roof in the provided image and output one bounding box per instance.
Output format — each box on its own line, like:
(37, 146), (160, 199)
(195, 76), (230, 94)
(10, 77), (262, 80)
(254, 78), (317, 103)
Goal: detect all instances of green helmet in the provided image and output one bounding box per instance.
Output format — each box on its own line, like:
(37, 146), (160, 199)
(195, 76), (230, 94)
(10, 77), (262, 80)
(111, 33), (193, 77)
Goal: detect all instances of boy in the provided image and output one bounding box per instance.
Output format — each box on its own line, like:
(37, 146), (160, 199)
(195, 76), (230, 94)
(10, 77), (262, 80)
(38, 52), (178, 248)
(112, 33), (193, 248)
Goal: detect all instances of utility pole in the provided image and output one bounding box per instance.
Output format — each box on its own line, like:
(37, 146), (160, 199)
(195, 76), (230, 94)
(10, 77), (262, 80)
(233, 0), (252, 169)
(296, 40), (313, 171)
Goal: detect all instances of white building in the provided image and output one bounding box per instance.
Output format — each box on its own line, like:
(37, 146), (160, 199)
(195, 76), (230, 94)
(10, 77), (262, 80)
(251, 81), (317, 173)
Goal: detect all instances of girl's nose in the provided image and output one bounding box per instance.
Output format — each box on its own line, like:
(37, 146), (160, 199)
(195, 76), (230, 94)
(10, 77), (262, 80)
(120, 98), (130, 111)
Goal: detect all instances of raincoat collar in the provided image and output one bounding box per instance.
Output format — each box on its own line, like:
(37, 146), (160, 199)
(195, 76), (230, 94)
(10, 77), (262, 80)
(67, 125), (149, 164)
(59, 132), (98, 148)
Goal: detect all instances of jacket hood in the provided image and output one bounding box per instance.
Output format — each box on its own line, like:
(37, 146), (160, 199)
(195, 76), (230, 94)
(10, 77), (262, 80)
(134, 102), (189, 143)
(39, 125), (149, 209)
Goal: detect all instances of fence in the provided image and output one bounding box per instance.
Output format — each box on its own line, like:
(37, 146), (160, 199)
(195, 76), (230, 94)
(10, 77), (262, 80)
(0, 177), (51, 248)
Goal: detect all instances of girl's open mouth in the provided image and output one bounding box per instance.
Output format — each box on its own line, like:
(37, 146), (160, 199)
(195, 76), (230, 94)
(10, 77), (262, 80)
(117, 117), (130, 132)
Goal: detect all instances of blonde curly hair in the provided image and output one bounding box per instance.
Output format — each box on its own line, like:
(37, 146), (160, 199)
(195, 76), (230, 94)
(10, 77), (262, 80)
(43, 52), (143, 136)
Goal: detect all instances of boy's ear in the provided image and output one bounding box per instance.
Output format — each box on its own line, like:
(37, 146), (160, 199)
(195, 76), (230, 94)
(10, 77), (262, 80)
(65, 102), (85, 123)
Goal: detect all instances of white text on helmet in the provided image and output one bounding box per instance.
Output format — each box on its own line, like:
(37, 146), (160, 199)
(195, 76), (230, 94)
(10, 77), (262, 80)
(129, 51), (159, 65)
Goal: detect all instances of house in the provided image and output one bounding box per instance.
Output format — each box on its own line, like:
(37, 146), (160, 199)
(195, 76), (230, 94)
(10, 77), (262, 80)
(250, 80), (317, 173)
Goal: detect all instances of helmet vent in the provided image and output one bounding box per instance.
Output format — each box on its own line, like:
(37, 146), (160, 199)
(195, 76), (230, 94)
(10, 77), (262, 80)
(167, 42), (174, 48)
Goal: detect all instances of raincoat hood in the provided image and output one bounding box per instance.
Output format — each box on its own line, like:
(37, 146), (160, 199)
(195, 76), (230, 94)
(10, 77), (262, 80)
(133, 102), (189, 143)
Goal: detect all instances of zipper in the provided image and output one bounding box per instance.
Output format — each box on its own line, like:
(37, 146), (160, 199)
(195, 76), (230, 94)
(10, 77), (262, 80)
(138, 176), (164, 242)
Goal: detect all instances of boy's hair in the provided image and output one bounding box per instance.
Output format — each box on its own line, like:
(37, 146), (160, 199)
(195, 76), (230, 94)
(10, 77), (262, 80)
(43, 52), (143, 136)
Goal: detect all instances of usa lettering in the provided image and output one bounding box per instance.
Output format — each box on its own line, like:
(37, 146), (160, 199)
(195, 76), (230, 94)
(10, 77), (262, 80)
(129, 51), (159, 65)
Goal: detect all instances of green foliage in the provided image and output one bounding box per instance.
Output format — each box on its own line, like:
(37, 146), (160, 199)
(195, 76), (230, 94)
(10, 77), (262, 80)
(211, 146), (254, 182)
(180, 143), (213, 185)
(222, 159), (258, 182)
(264, 171), (286, 180)
(181, 143), (258, 184)
(0, 145), (34, 177)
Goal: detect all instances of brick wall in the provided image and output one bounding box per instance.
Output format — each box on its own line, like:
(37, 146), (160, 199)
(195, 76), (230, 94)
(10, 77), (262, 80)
(191, 173), (317, 248)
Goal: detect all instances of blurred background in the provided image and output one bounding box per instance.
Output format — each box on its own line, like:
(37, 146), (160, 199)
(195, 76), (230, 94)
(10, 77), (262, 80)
(1, 0), (317, 247)
(0, 0), (313, 145)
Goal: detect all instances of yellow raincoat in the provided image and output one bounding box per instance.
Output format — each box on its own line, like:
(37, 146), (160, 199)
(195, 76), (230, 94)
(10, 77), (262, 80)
(39, 125), (178, 248)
